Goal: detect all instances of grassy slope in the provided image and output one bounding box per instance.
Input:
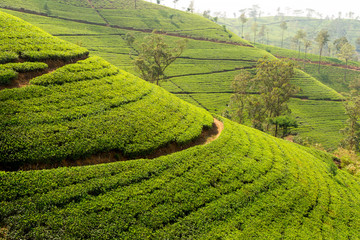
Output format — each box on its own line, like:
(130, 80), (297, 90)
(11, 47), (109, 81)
(3, 0), (352, 149)
(0, 11), (213, 167)
(2, 118), (360, 239)
(1, 7), (344, 148)
(254, 43), (360, 150)
(1, 9), (360, 240)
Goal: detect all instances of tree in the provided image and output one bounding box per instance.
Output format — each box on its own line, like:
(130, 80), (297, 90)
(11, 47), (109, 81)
(337, 42), (356, 82)
(124, 32), (136, 58)
(355, 37), (360, 52)
(249, 5), (260, 21)
(251, 22), (258, 44)
(334, 37), (349, 54)
(341, 79), (360, 151)
(280, 21), (287, 48)
(203, 10), (211, 19)
(303, 39), (312, 68)
(156, 0), (161, 4)
(239, 13), (247, 38)
(173, 0), (179, 8)
(258, 25), (266, 44)
(294, 29), (306, 58)
(230, 58), (299, 136)
(315, 29), (330, 73)
(230, 70), (252, 124)
(187, 0), (194, 13)
(254, 58), (299, 130)
(134, 31), (187, 85)
(269, 115), (298, 137)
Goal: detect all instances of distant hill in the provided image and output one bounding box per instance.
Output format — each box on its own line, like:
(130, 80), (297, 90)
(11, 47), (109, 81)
(2, 8), (360, 240)
(220, 16), (360, 54)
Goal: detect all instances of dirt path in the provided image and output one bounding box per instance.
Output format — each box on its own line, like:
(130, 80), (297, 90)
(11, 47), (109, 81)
(276, 55), (360, 72)
(13, 118), (224, 171)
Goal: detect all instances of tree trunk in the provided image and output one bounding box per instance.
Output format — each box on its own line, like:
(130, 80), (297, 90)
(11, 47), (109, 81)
(318, 48), (322, 73)
(344, 60), (348, 82)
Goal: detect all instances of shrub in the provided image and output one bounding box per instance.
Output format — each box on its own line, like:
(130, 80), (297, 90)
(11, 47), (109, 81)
(0, 69), (17, 84)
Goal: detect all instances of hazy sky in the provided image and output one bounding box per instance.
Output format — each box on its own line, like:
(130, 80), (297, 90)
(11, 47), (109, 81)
(147, 0), (360, 19)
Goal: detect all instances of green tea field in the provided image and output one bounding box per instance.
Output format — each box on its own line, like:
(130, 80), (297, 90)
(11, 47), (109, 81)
(1, 2), (360, 238)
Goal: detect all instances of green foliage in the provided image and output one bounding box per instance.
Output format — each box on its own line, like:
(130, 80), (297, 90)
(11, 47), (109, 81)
(0, 11), (89, 62)
(0, 62), (48, 85)
(134, 32), (187, 85)
(334, 148), (360, 176)
(0, 62), (48, 72)
(2, 118), (360, 239)
(255, 58), (298, 118)
(0, 51), (18, 64)
(268, 115), (298, 137)
(315, 29), (330, 72)
(2, 7), (360, 239)
(0, 69), (17, 84)
(0, 61), (213, 165)
(229, 59), (299, 135)
(289, 99), (347, 150)
(30, 56), (118, 86)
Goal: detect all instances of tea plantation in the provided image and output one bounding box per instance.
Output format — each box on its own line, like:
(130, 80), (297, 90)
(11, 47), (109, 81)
(1, 5), (360, 240)
(0, 12), (213, 169)
(0, 0), (350, 149)
(2, 117), (360, 238)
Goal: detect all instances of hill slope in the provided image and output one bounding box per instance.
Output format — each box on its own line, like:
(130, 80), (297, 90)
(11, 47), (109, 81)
(0, 6), (347, 149)
(0, 11), (213, 170)
(1, 10), (360, 239)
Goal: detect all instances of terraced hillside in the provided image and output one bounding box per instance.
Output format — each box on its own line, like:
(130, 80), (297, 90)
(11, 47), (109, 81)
(0, 11), (213, 170)
(0, 0), (249, 45)
(0, 0), (353, 149)
(2, 10), (360, 240)
(254, 43), (360, 148)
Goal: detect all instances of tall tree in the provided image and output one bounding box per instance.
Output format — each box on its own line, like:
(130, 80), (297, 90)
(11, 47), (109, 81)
(303, 39), (312, 68)
(251, 22), (258, 44)
(315, 29), (330, 73)
(254, 59), (299, 124)
(337, 42), (356, 82)
(239, 13), (247, 38)
(249, 5), (260, 21)
(173, 0), (179, 8)
(230, 59), (298, 135)
(187, 0), (194, 13)
(230, 70), (252, 124)
(134, 31), (187, 85)
(280, 21), (287, 48)
(258, 25), (266, 44)
(294, 29), (306, 58)
(356, 37), (360, 52)
(334, 37), (349, 54)
(342, 79), (360, 151)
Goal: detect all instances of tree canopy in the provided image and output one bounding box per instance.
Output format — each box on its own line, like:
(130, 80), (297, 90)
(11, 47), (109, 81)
(134, 32), (187, 85)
